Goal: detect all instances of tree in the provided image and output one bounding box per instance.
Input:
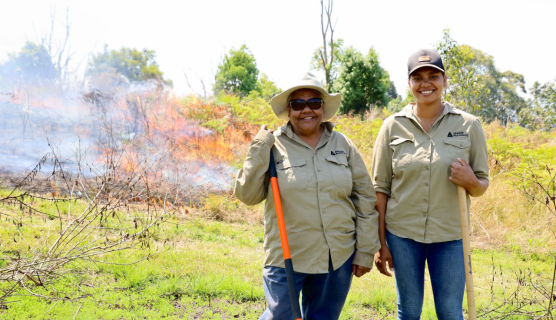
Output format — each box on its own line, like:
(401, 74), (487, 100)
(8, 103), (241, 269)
(0, 9), (77, 91)
(257, 73), (281, 100)
(0, 41), (57, 87)
(41, 8), (73, 87)
(476, 65), (527, 124)
(387, 87), (414, 114)
(435, 29), (483, 110)
(435, 29), (527, 124)
(312, 0), (341, 92)
(87, 46), (172, 87)
(519, 80), (556, 131)
(213, 44), (259, 97)
(387, 81), (399, 100)
(333, 47), (391, 115)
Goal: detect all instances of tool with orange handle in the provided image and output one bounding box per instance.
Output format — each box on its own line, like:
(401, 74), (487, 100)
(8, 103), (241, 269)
(269, 150), (302, 320)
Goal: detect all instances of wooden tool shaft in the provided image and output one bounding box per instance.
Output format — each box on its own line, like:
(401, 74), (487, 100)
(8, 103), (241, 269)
(458, 186), (476, 320)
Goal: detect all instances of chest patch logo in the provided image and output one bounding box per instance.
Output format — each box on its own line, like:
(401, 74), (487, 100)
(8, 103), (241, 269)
(447, 131), (468, 137)
(331, 150), (347, 155)
(276, 159), (285, 165)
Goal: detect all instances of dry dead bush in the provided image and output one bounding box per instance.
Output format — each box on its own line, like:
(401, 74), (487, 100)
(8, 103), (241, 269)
(0, 143), (183, 305)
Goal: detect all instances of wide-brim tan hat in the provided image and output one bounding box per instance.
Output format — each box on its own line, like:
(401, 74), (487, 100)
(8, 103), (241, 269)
(270, 71), (341, 121)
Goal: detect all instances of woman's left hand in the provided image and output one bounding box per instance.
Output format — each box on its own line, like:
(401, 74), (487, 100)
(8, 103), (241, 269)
(352, 264), (371, 278)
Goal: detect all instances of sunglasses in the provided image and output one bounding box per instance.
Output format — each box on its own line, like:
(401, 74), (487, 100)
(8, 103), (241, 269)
(289, 98), (324, 111)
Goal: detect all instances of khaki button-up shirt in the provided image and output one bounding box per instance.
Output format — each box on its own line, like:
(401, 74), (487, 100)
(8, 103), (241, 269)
(371, 102), (489, 243)
(234, 122), (380, 273)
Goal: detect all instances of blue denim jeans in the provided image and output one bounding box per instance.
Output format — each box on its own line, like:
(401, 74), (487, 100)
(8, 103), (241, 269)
(386, 230), (465, 320)
(259, 253), (354, 320)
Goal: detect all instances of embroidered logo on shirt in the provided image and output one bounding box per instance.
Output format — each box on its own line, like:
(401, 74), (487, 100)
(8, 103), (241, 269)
(276, 159), (285, 165)
(331, 150), (347, 155)
(447, 131), (468, 137)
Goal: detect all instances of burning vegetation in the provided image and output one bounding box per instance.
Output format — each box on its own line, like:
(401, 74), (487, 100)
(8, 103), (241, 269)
(0, 65), (278, 306)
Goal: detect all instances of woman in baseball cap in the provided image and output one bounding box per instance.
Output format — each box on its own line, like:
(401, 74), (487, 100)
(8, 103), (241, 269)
(371, 49), (490, 319)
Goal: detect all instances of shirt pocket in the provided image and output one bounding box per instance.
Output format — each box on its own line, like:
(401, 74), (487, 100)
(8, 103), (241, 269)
(442, 139), (471, 166)
(276, 158), (309, 190)
(325, 154), (353, 188)
(389, 137), (414, 169)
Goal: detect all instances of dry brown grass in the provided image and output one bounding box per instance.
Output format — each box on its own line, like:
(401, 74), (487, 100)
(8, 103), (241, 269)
(193, 192), (264, 225)
(471, 175), (555, 254)
(192, 173), (556, 255)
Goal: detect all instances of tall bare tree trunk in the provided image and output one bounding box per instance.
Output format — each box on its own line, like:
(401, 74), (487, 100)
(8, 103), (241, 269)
(319, 0), (336, 92)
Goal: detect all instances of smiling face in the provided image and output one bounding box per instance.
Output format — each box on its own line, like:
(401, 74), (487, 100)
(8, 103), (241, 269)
(287, 89), (324, 138)
(409, 67), (447, 107)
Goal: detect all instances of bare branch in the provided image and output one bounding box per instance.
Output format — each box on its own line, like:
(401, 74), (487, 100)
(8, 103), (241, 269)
(318, 0), (337, 90)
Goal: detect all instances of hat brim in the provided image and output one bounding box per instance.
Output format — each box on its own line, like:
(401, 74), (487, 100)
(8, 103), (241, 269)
(408, 64), (445, 77)
(270, 85), (341, 121)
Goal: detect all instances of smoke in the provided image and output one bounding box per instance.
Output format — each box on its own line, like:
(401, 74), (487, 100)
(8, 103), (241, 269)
(0, 67), (234, 190)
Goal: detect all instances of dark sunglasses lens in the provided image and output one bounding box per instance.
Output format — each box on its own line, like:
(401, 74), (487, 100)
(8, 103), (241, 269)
(306, 98), (323, 109)
(290, 99), (306, 111)
(290, 98), (323, 111)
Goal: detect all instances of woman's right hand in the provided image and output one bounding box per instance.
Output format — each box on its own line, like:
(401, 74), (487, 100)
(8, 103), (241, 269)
(374, 246), (394, 277)
(259, 124), (274, 134)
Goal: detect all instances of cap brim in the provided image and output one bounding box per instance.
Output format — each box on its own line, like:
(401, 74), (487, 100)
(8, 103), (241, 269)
(408, 64), (445, 76)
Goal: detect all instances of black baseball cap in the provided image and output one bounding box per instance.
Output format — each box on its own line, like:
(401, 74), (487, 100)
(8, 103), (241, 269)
(407, 49), (445, 77)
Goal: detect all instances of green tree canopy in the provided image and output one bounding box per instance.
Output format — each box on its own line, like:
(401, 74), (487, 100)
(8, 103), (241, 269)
(311, 39), (345, 92)
(214, 44), (259, 96)
(476, 64), (527, 124)
(387, 81), (399, 100)
(332, 47), (391, 115)
(257, 73), (281, 100)
(519, 80), (556, 131)
(0, 41), (57, 87)
(436, 29), (527, 124)
(87, 46), (172, 87)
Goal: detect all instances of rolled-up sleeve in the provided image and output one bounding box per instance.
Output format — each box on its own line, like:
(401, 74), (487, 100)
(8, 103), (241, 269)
(233, 130), (275, 205)
(348, 139), (381, 268)
(371, 121), (393, 196)
(469, 118), (490, 181)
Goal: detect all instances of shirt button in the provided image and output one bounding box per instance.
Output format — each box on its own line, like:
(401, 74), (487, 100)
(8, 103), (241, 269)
(317, 169), (321, 172)
(426, 167), (430, 170)
(425, 182), (429, 186)
(423, 198), (428, 202)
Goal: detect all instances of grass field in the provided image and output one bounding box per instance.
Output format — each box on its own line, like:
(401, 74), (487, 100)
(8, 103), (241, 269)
(1, 202), (554, 319)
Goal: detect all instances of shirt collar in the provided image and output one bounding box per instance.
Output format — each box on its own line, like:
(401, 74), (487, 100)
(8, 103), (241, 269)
(396, 101), (461, 119)
(277, 121), (336, 139)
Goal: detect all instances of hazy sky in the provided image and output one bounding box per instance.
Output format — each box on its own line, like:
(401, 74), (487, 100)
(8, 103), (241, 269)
(2, 0), (555, 98)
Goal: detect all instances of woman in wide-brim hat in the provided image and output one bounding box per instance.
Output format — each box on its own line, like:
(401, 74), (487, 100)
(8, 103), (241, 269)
(234, 71), (380, 319)
(371, 49), (490, 319)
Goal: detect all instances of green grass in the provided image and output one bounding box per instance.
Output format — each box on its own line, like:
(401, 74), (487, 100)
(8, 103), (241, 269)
(1, 207), (554, 319)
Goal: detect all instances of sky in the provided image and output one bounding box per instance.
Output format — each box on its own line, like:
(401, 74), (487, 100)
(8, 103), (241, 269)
(2, 0), (556, 99)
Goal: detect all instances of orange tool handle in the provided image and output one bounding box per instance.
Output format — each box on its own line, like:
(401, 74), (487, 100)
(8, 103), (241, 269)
(269, 150), (302, 320)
